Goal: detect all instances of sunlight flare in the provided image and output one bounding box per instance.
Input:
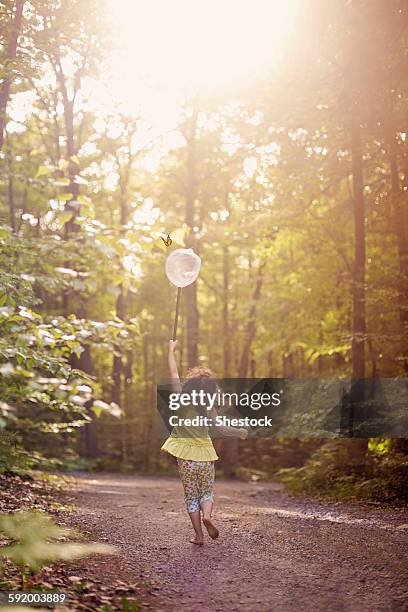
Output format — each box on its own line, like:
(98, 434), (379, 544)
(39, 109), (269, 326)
(105, 0), (299, 122)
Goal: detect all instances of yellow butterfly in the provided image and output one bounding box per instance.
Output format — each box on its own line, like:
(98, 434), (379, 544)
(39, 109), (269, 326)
(161, 234), (172, 247)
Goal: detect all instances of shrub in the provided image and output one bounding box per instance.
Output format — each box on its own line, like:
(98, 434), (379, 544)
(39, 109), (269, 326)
(0, 511), (115, 587)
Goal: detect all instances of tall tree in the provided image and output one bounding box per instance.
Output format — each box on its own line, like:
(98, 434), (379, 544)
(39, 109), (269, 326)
(0, 0), (25, 150)
(350, 121), (366, 379)
(183, 107), (199, 367)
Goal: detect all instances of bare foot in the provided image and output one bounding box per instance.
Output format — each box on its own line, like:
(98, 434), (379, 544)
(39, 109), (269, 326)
(190, 536), (204, 545)
(203, 517), (219, 540)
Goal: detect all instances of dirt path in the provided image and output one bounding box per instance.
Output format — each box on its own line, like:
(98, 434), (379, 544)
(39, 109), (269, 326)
(69, 474), (408, 612)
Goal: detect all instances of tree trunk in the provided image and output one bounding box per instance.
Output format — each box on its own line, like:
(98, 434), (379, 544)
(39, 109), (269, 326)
(112, 289), (126, 414)
(238, 263), (265, 378)
(223, 245), (230, 377)
(250, 354), (256, 377)
(79, 346), (98, 458)
(184, 108), (199, 367)
(7, 145), (15, 230)
(224, 262), (264, 478)
(267, 350), (274, 377)
(283, 352), (294, 378)
(347, 121), (368, 466)
(0, 0), (25, 150)
(185, 281), (199, 368)
(147, 345), (158, 472)
(60, 80), (80, 236)
(222, 438), (239, 479)
(350, 122), (366, 378)
(142, 336), (150, 470)
(114, 160), (132, 463)
(392, 439), (408, 454)
(57, 59), (80, 315)
(387, 104), (408, 374)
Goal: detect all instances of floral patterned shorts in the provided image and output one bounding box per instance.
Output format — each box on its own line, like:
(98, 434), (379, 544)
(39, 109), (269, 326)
(177, 459), (215, 513)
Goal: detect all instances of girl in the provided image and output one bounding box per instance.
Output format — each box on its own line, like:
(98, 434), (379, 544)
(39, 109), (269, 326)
(161, 340), (248, 545)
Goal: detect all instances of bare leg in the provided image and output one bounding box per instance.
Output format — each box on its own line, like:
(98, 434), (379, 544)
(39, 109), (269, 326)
(178, 459), (204, 545)
(188, 511), (204, 545)
(200, 499), (213, 520)
(201, 499), (219, 540)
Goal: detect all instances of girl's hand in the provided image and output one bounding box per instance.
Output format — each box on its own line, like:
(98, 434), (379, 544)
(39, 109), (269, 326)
(169, 340), (177, 353)
(239, 428), (248, 440)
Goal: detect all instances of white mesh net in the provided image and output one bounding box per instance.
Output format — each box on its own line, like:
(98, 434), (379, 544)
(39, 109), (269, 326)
(165, 248), (201, 288)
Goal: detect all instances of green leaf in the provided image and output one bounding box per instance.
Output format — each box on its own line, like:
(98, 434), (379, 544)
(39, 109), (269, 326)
(57, 211), (74, 225)
(0, 226), (11, 239)
(53, 178), (71, 187)
(70, 154), (80, 165)
(58, 159), (69, 170)
(93, 400), (122, 418)
(77, 195), (91, 205)
(58, 193), (74, 202)
(0, 512), (116, 573)
(35, 165), (54, 178)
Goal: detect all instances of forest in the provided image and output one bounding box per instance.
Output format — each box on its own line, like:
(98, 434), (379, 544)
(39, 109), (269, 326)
(1, 0), (408, 503)
(1, 2), (408, 610)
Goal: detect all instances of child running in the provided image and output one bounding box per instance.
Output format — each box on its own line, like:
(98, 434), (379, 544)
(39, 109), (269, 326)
(161, 340), (248, 545)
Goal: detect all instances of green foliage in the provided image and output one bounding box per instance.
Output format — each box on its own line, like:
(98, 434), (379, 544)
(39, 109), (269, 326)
(0, 432), (31, 474)
(277, 440), (367, 495)
(360, 452), (408, 503)
(0, 511), (115, 576)
(277, 442), (408, 503)
(0, 0), (407, 502)
(0, 430), (64, 474)
(121, 596), (140, 611)
(0, 222), (134, 463)
(368, 438), (393, 455)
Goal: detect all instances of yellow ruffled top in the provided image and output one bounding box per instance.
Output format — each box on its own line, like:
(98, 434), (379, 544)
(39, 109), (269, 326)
(161, 406), (218, 461)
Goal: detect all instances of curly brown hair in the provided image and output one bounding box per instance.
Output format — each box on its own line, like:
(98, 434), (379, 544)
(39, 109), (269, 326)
(182, 366), (217, 414)
(186, 366), (215, 379)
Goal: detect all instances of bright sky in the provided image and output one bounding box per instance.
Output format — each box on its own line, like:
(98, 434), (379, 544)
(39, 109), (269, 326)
(6, 0), (300, 249)
(8, 0), (299, 179)
(101, 0), (299, 131)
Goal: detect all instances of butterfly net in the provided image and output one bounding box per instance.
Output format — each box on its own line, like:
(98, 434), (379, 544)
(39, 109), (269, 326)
(165, 248), (201, 288)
